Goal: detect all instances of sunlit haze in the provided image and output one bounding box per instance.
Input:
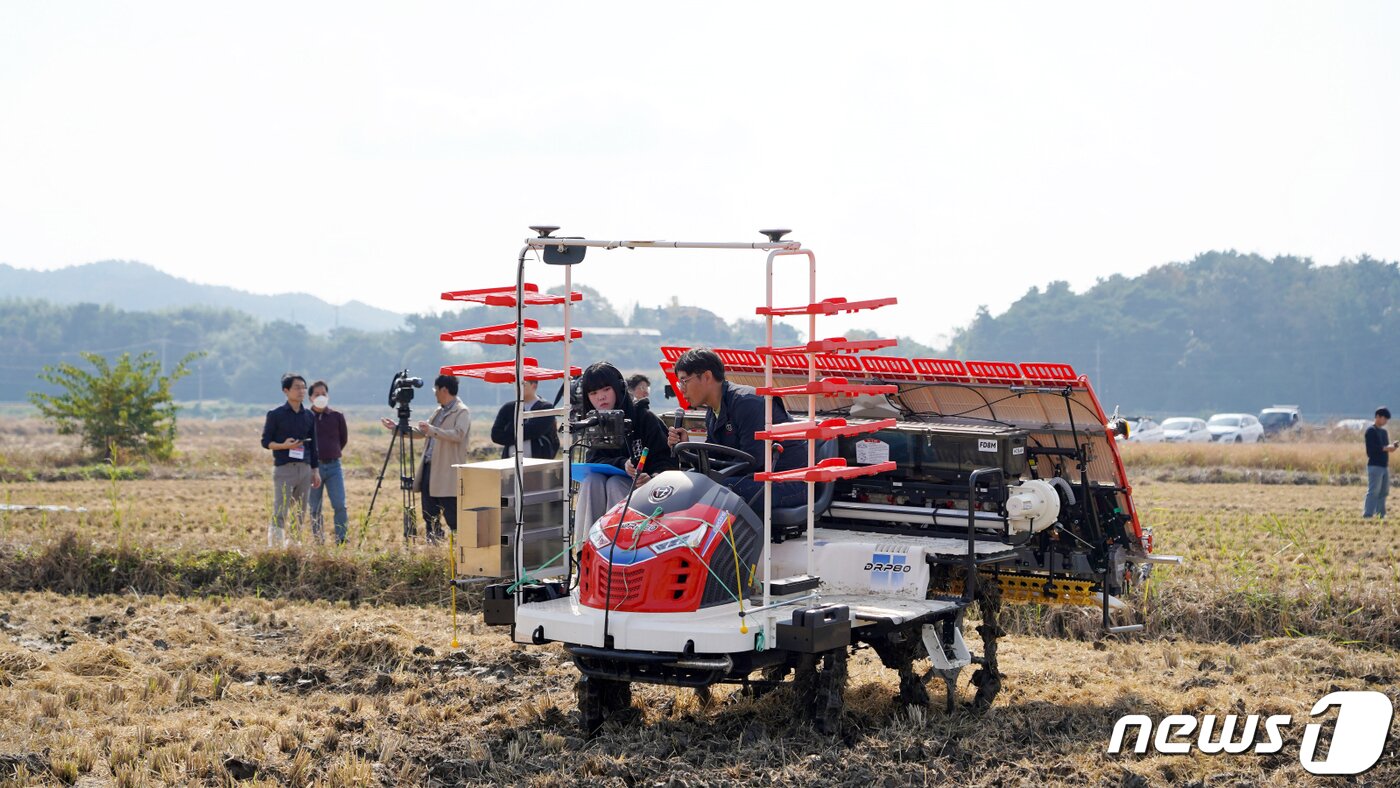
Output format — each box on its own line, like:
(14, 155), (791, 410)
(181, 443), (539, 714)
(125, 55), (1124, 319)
(2, 1), (1396, 345)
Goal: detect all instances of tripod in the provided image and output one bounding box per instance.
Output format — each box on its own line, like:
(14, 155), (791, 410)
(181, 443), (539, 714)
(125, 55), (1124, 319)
(367, 402), (418, 542)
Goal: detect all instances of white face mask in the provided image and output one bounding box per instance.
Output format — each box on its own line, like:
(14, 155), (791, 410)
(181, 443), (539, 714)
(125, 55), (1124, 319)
(312, 395), (329, 409)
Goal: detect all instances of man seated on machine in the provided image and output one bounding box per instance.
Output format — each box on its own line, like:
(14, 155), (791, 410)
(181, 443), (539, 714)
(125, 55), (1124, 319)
(665, 348), (807, 508)
(574, 362), (679, 528)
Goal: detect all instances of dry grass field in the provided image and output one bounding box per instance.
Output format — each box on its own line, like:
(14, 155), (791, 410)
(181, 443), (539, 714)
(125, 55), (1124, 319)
(1118, 441), (1372, 485)
(1, 417), (1397, 785)
(1, 593), (1396, 787)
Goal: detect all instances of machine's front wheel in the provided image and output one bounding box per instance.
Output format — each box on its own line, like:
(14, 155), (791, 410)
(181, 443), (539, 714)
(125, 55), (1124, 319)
(577, 675), (632, 734)
(793, 648), (848, 734)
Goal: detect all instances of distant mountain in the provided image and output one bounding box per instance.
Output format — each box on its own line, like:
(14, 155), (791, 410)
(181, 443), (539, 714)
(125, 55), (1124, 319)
(0, 260), (406, 333)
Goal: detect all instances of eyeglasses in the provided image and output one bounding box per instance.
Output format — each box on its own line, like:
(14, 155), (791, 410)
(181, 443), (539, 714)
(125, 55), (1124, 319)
(675, 374), (696, 389)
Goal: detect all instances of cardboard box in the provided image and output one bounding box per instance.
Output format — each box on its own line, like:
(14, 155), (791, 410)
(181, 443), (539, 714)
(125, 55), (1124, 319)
(453, 458), (567, 578)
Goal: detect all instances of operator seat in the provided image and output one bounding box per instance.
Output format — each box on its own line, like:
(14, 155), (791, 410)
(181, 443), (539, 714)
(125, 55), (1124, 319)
(768, 439), (839, 542)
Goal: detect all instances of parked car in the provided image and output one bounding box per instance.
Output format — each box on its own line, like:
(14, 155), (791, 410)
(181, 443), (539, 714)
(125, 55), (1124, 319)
(1334, 418), (1370, 431)
(1160, 417), (1212, 443)
(1258, 405), (1301, 437)
(1208, 413), (1264, 443)
(1121, 417), (1165, 443)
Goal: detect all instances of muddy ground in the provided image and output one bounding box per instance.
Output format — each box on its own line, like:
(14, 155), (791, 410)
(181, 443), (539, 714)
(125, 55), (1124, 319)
(1, 591), (1396, 787)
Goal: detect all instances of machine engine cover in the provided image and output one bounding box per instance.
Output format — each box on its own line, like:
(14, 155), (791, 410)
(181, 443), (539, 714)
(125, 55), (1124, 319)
(579, 471), (762, 614)
(838, 421), (1028, 484)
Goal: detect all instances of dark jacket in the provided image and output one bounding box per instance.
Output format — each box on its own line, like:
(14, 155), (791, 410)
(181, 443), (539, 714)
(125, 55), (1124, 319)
(1366, 425), (1391, 468)
(491, 398), (560, 459)
(577, 364), (677, 474)
(585, 399), (678, 474)
(705, 381), (804, 479)
(313, 407), (348, 462)
(260, 402), (319, 468)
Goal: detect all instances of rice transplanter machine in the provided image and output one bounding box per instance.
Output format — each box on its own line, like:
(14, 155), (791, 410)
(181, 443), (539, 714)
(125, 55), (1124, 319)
(442, 227), (1178, 733)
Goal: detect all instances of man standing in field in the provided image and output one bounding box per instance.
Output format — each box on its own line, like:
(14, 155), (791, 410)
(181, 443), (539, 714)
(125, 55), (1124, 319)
(1364, 407), (1396, 518)
(308, 380), (350, 545)
(261, 373), (321, 546)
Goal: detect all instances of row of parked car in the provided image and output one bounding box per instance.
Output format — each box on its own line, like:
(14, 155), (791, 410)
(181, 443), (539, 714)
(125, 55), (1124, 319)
(1120, 406), (1301, 444)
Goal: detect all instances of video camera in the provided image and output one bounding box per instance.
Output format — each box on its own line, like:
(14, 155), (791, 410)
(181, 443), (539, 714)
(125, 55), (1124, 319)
(569, 409), (630, 450)
(388, 370), (423, 407)
(386, 370), (424, 426)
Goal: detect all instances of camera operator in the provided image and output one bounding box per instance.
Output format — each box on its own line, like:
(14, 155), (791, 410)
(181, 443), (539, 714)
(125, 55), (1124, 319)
(574, 362), (677, 530)
(380, 374), (470, 544)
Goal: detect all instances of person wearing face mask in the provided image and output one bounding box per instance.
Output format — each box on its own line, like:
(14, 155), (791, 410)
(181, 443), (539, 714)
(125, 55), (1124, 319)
(380, 374), (470, 544)
(307, 380), (350, 544)
(574, 362), (678, 531)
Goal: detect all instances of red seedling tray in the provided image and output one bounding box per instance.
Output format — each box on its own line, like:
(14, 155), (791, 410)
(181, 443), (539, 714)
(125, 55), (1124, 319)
(441, 283), (584, 307)
(440, 357), (581, 383)
(440, 319), (582, 345)
(756, 377), (898, 398)
(755, 336), (897, 355)
(755, 296), (896, 317)
(755, 458), (897, 484)
(754, 417), (896, 442)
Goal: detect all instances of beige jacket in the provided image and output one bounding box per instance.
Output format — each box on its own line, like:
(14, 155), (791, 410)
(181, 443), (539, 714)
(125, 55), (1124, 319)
(412, 398), (471, 497)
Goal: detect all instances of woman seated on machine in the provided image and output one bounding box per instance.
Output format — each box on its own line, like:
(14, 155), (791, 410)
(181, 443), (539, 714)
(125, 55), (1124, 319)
(574, 362), (678, 529)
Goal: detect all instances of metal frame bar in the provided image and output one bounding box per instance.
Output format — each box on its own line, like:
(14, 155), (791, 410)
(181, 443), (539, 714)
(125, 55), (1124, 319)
(509, 246), (578, 591)
(508, 230), (804, 636)
(526, 238), (801, 251)
(963, 468), (1004, 603)
(761, 248), (819, 640)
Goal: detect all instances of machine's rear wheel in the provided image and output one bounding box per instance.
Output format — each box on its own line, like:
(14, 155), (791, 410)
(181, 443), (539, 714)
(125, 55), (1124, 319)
(899, 667), (932, 707)
(972, 580), (1005, 710)
(577, 675), (632, 734)
(869, 628), (933, 708)
(793, 649), (847, 734)
(741, 664), (791, 699)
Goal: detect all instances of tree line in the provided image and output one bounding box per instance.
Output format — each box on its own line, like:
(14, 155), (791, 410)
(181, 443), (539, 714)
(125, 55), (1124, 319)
(0, 288), (801, 409)
(6, 251), (1396, 417)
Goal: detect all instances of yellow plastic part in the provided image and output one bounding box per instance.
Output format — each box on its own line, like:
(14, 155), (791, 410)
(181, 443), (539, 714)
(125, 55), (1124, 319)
(945, 572), (1100, 607)
(448, 530), (460, 649)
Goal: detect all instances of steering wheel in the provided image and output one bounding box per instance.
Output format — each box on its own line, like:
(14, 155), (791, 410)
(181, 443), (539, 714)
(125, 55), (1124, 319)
(672, 442), (757, 484)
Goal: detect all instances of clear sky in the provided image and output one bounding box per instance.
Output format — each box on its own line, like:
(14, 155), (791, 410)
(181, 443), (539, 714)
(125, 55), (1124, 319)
(1, 2), (1396, 346)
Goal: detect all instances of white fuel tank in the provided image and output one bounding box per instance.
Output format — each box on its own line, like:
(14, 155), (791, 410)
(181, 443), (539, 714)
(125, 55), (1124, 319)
(1005, 479), (1060, 534)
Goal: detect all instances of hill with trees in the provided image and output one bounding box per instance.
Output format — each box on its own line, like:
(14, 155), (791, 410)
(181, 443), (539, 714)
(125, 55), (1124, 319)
(0, 287), (802, 409)
(0, 261), (406, 333)
(5, 251), (1396, 418)
(949, 251), (1400, 418)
